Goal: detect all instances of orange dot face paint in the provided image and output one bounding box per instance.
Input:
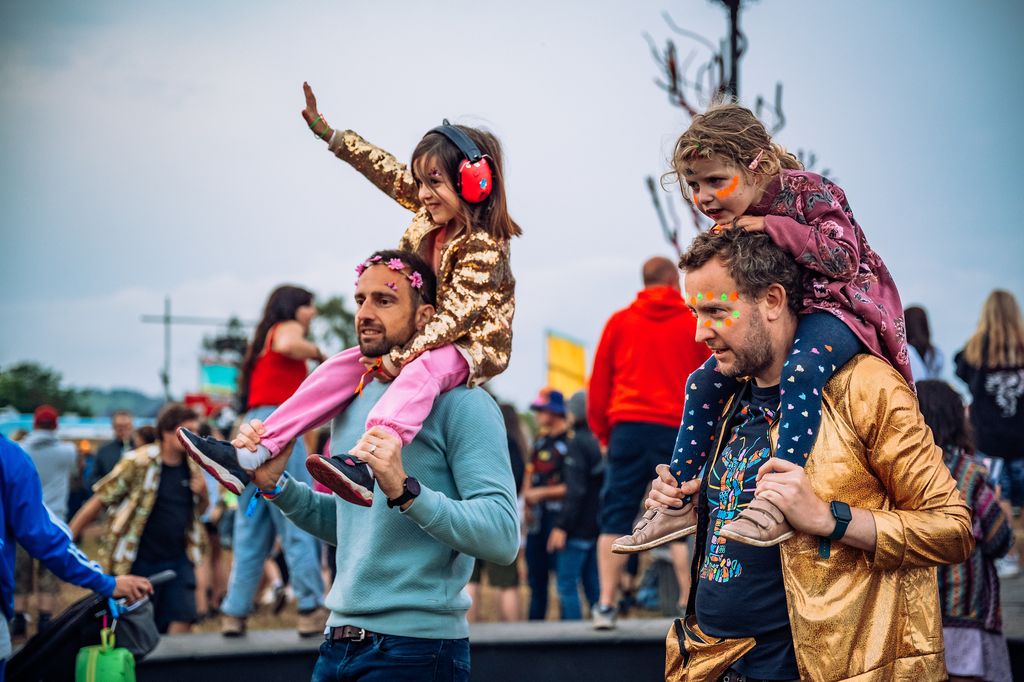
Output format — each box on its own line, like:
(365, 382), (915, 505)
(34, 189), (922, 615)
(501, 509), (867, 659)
(687, 292), (742, 329)
(714, 175), (740, 200)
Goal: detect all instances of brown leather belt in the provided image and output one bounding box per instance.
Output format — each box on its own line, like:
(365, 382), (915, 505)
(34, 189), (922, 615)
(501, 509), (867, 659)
(327, 625), (377, 642)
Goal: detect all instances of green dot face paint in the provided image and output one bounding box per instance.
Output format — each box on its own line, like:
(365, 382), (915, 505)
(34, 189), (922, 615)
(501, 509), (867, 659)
(686, 291), (739, 305)
(684, 292), (743, 328)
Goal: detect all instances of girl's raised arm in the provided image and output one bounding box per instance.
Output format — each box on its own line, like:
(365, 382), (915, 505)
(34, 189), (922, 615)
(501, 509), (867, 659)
(301, 82), (420, 212)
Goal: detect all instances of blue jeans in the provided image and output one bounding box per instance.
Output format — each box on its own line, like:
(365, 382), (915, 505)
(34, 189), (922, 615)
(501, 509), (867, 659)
(555, 537), (599, 620)
(222, 406), (324, 617)
(525, 510), (557, 620)
(311, 634), (470, 681)
(993, 455), (1024, 507)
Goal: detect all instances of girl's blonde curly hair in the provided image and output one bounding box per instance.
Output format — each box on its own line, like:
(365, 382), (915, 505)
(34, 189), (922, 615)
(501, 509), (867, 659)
(666, 100), (802, 197)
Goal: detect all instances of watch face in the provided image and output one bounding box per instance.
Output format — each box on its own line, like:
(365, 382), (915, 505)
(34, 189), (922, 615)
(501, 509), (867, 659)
(831, 501), (852, 523)
(406, 477), (421, 496)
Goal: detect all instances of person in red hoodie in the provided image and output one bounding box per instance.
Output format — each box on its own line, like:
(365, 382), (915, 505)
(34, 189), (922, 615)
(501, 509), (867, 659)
(588, 256), (709, 629)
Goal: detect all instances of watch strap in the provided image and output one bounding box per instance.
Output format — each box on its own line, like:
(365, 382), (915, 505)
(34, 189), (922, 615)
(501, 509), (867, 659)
(828, 501), (852, 541)
(819, 501), (852, 559)
(387, 478), (419, 508)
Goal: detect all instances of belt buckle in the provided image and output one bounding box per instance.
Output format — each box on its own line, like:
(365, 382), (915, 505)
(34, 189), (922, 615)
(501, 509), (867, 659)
(351, 627), (367, 642)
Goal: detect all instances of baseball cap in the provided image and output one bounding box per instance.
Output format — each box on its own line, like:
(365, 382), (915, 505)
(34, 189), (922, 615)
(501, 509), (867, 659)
(33, 405), (59, 430)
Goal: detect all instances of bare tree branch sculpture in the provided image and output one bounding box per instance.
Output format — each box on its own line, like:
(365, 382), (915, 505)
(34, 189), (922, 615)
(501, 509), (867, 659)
(644, 3), (834, 252)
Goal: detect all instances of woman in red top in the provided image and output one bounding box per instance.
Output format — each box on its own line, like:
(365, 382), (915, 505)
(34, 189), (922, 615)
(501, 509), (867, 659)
(240, 285), (324, 411)
(218, 285), (329, 637)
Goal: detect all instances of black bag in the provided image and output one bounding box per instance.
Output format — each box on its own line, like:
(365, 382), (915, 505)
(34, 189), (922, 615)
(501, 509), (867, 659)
(8, 570), (173, 681)
(110, 600), (160, 658)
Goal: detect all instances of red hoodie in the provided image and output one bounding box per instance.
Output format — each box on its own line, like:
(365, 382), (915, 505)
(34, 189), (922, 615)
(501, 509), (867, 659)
(587, 285), (710, 445)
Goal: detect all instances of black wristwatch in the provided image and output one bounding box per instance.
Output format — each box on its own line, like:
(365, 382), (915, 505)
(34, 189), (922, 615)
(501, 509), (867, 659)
(387, 477), (422, 509)
(818, 501), (852, 559)
(828, 501), (853, 541)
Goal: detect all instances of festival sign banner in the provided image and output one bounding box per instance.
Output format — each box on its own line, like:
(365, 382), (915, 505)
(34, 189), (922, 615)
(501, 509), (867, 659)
(546, 330), (587, 397)
(199, 359), (238, 398)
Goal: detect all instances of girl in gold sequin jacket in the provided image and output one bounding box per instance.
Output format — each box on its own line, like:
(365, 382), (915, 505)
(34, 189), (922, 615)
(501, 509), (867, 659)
(178, 83), (520, 507)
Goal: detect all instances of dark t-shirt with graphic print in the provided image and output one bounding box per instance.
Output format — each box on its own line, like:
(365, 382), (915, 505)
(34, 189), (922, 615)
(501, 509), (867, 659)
(695, 382), (798, 680)
(529, 431), (569, 514)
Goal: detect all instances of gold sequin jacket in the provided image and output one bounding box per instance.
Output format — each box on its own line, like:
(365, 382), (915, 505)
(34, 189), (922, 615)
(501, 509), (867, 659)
(690, 355), (974, 681)
(327, 130), (515, 387)
(92, 445), (206, 575)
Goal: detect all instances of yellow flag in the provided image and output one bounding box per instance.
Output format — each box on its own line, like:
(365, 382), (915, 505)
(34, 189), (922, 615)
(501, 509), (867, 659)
(546, 330), (586, 396)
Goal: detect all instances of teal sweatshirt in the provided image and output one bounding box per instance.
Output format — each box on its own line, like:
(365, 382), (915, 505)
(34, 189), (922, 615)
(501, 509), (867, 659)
(270, 380), (519, 639)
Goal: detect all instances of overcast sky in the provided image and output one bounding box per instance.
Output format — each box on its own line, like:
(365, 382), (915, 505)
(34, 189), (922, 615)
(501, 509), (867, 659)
(2, 0), (1022, 409)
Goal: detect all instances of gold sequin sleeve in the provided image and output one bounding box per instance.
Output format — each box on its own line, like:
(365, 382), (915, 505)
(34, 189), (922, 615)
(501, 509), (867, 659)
(328, 129), (421, 212)
(849, 362), (974, 569)
(389, 230), (511, 374)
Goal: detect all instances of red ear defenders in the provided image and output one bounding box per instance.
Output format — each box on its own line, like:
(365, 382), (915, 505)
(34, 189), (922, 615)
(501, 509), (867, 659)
(429, 119), (493, 204)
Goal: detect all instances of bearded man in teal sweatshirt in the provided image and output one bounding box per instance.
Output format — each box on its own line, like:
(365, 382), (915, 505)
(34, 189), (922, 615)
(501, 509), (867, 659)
(233, 250), (519, 681)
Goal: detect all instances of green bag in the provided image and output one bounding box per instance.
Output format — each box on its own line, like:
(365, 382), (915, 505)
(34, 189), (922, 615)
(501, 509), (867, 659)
(75, 628), (136, 682)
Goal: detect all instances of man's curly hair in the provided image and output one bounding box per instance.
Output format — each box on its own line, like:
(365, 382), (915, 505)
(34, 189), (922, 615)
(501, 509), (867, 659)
(679, 227), (803, 314)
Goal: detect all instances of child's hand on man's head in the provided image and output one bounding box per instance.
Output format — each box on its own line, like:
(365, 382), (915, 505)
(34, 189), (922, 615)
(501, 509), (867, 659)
(733, 216), (766, 232)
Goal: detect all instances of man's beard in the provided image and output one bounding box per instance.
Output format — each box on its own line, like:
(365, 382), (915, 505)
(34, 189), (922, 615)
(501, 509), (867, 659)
(717, 313), (774, 379)
(357, 314), (418, 358)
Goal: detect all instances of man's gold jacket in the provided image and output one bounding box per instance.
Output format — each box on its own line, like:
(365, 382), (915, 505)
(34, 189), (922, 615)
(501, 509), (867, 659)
(695, 355), (974, 681)
(327, 129), (514, 387)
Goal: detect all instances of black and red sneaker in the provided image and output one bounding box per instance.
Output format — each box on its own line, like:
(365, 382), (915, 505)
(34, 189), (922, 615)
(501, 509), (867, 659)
(306, 454), (374, 507)
(178, 427), (250, 495)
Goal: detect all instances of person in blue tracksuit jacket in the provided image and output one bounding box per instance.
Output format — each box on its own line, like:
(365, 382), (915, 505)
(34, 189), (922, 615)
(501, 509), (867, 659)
(0, 434), (152, 679)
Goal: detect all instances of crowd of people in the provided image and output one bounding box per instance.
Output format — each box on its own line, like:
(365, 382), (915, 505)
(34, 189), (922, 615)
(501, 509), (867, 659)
(2, 87), (1023, 682)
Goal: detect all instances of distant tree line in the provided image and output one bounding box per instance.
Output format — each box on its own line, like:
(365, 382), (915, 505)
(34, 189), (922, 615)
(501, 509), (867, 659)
(0, 361), (164, 417)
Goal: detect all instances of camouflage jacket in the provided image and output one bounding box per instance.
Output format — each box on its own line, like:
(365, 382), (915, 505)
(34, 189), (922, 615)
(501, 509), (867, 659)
(328, 129), (515, 386)
(92, 445), (206, 575)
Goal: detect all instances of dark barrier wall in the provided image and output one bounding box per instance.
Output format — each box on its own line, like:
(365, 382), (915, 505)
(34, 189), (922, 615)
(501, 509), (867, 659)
(137, 622), (1022, 681)
(138, 621), (668, 682)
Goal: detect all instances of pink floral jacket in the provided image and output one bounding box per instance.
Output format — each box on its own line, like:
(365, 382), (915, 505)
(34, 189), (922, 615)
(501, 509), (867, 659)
(752, 170), (912, 387)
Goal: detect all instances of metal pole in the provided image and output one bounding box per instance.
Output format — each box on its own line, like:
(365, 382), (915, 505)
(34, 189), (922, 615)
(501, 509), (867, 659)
(726, 0), (741, 97)
(162, 296), (171, 400)
(140, 306), (255, 402)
